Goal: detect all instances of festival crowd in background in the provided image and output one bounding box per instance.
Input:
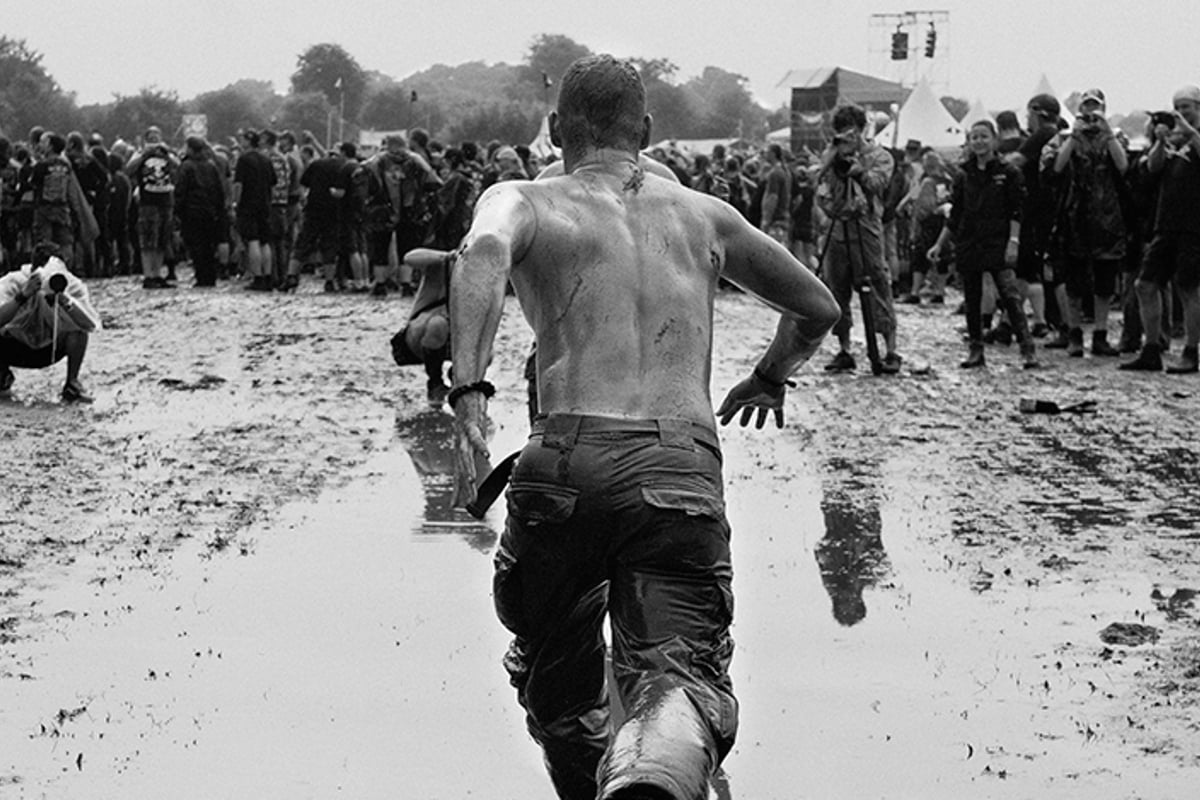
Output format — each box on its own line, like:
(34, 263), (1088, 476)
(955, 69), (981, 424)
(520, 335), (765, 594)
(1, 80), (1198, 376)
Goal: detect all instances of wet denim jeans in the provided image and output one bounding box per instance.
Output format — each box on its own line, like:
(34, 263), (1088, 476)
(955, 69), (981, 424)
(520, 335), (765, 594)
(494, 414), (738, 800)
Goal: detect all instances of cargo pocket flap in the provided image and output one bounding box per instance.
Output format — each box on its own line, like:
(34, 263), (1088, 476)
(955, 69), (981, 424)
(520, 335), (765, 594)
(641, 485), (725, 519)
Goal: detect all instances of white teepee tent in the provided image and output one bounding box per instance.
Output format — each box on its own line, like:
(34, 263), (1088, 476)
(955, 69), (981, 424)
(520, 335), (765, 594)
(961, 97), (995, 130)
(874, 78), (964, 149)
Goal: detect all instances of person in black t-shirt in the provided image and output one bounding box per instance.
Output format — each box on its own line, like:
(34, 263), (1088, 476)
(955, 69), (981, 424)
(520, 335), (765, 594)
(1003, 94), (1062, 341)
(232, 129), (277, 291)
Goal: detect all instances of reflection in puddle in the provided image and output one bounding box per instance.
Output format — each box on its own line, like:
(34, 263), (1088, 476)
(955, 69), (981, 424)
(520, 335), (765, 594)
(394, 410), (497, 552)
(814, 456), (892, 626)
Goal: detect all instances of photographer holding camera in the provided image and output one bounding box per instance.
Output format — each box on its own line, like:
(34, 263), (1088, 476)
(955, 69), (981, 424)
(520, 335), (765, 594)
(1121, 85), (1200, 373)
(1046, 88), (1128, 357)
(0, 243), (101, 402)
(815, 103), (902, 373)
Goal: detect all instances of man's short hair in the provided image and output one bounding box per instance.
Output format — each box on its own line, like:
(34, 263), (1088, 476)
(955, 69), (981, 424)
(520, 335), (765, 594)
(409, 128), (430, 149)
(339, 142), (357, 159)
(32, 242), (60, 267)
(831, 104), (868, 133)
(556, 54), (646, 152)
(241, 129), (261, 148)
(44, 133), (66, 154)
(262, 129), (278, 147)
(766, 143), (784, 161)
(995, 110), (1020, 132)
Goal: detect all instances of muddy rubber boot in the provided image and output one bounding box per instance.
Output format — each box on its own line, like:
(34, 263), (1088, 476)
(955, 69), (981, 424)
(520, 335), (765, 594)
(1066, 327), (1085, 357)
(1118, 342), (1163, 371)
(960, 344), (986, 369)
(1092, 330), (1120, 357)
(1166, 345), (1199, 374)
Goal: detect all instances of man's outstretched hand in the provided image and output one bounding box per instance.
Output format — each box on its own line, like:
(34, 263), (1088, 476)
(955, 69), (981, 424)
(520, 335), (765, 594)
(716, 373), (787, 429)
(452, 394), (492, 508)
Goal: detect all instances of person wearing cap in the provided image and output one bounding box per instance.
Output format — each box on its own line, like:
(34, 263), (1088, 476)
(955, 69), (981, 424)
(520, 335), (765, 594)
(0, 243), (101, 402)
(1121, 85), (1200, 373)
(126, 125), (180, 288)
(1044, 88), (1128, 357)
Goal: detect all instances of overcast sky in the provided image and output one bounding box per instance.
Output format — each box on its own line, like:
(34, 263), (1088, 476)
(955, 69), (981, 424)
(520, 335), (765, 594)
(9, 0), (1196, 117)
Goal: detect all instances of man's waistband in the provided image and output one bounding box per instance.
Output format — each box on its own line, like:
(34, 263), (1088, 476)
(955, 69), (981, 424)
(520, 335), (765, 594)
(530, 413), (720, 453)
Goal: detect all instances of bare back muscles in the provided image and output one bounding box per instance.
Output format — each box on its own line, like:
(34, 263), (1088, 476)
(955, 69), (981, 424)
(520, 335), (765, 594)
(450, 154), (839, 493)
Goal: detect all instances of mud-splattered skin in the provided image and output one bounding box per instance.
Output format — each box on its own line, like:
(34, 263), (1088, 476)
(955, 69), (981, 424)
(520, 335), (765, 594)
(452, 150), (837, 429)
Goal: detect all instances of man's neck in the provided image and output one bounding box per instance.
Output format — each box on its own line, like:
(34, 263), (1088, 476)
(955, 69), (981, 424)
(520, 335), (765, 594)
(564, 147), (639, 174)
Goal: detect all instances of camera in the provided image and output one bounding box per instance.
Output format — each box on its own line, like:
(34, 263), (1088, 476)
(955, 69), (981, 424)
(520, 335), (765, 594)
(1151, 110), (1177, 130)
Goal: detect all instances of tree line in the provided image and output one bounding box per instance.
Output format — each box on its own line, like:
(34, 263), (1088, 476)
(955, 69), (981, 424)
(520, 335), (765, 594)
(0, 34), (790, 148)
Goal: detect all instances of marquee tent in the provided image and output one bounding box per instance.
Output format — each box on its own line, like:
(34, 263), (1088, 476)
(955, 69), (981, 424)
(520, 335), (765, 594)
(873, 78), (964, 150)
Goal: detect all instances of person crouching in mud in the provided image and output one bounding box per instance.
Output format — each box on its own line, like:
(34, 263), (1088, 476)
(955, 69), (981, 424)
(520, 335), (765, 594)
(0, 243), (101, 402)
(447, 54), (839, 800)
(390, 247), (453, 406)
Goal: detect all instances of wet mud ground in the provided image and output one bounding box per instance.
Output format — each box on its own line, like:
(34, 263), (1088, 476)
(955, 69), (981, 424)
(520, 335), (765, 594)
(1, 272), (1199, 798)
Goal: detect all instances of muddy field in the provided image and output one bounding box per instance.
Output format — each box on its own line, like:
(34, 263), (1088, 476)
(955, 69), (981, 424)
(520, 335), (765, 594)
(1, 266), (1198, 799)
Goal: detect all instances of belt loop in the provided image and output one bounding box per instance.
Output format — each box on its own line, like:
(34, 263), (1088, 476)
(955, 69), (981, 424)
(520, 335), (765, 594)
(657, 419), (696, 450)
(542, 414), (582, 451)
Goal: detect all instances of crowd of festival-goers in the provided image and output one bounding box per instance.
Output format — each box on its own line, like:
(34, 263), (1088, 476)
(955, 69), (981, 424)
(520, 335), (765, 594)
(2, 81), (1199, 374)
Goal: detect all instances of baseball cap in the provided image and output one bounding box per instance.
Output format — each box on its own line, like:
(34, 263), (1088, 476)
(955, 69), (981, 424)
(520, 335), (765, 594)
(1079, 88), (1106, 108)
(1172, 85), (1200, 104)
(1027, 93), (1061, 118)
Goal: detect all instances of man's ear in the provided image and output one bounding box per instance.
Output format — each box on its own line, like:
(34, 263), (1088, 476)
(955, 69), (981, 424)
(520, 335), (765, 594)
(549, 111), (562, 148)
(639, 114), (653, 150)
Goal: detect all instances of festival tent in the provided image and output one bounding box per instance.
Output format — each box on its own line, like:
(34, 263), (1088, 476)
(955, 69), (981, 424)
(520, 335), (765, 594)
(961, 98), (995, 130)
(529, 115), (560, 160)
(873, 78), (964, 150)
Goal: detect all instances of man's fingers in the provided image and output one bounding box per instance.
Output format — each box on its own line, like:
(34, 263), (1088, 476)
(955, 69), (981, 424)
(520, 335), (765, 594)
(774, 407), (785, 429)
(755, 407), (767, 429)
(466, 424), (490, 458)
(739, 406), (753, 427)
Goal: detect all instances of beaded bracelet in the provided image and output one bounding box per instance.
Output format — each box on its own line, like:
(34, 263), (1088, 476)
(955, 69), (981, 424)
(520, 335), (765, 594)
(447, 380), (496, 408)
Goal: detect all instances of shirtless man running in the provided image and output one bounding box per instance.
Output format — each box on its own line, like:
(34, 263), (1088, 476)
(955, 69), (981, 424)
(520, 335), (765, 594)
(449, 55), (839, 800)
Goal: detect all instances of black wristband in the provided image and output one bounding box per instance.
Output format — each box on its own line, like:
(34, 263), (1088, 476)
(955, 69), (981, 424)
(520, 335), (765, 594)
(447, 380), (496, 408)
(753, 366), (796, 389)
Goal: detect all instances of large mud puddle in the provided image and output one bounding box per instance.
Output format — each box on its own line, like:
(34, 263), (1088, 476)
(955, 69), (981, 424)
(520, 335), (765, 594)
(3, 392), (1194, 799)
